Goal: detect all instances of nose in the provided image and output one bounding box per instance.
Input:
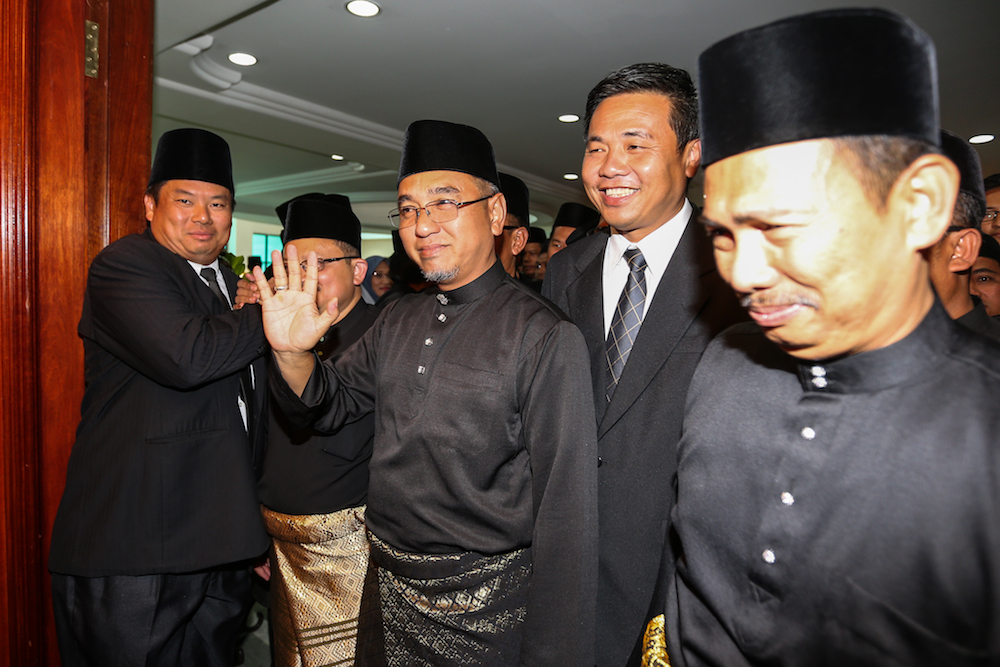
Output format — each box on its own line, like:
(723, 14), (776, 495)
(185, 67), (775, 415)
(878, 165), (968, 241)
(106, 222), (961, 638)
(192, 202), (210, 224)
(598, 146), (629, 179)
(413, 208), (440, 238)
(724, 231), (779, 294)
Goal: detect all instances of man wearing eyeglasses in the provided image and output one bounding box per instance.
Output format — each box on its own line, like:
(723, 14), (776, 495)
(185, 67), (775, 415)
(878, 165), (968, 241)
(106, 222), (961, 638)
(255, 120), (598, 666)
(255, 194), (379, 667)
(983, 173), (1000, 243)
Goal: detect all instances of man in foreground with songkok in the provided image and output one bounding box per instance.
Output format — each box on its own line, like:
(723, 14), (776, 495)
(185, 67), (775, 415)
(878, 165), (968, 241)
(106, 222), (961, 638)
(253, 120), (598, 666)
(49, 128), (269, 665)
(664, 8), (1000, 665)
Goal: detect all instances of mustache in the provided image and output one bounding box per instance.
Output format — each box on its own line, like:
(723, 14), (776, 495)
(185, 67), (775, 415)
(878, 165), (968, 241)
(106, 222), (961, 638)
(739, 293), (820, 310)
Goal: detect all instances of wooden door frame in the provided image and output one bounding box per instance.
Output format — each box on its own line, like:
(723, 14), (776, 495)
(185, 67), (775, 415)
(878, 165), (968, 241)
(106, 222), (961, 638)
(0, 0), (152, 662)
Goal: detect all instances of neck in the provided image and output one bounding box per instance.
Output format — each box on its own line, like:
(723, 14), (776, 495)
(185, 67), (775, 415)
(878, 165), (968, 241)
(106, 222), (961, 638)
(938, 274), (975, 320)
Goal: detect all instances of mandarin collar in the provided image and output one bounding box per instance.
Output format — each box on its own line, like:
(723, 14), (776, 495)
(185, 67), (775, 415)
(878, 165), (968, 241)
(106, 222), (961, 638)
(431, 259), (506, 306)
(795, 300), (953, 395)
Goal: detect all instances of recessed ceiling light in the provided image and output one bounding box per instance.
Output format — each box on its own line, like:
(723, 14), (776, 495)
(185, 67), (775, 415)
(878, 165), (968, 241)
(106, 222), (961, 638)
(969, 134), (995, 144)
(228, 52), (257, 66)
(346, 0), (380, 17)
(331, 154), (345, 160)
(559, 114), (580, 123)
(563, 173), (579, 181)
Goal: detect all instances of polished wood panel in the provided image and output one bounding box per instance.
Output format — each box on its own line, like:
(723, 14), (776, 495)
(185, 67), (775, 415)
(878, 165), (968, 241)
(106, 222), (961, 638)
(0, 0), (153, 661)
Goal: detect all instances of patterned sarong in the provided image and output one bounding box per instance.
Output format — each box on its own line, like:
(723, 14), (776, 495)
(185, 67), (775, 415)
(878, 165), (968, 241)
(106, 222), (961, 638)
(263, 505), (369, 667)
(363, 532), (531, 667)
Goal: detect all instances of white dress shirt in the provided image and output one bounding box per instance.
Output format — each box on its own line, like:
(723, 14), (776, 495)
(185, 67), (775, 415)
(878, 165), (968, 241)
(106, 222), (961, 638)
(602, 198), (693, 336)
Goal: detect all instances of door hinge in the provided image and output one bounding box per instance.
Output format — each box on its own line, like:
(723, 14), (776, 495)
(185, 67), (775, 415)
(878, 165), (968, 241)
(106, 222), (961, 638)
(85, 20), (99, 79)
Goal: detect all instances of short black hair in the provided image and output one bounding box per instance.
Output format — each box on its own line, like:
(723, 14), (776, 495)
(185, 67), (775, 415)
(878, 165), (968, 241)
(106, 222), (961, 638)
(584, 63), (699, 153)
(831, 135), (939, 211)
(985, 173), (1000, 193)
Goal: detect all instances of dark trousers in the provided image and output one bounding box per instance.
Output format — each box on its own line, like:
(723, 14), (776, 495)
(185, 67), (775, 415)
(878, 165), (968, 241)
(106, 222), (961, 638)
(52, 565), (253, 667)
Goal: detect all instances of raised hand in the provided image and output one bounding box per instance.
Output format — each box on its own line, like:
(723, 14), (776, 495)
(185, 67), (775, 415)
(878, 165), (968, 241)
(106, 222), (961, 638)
(252, 247), (339, 355)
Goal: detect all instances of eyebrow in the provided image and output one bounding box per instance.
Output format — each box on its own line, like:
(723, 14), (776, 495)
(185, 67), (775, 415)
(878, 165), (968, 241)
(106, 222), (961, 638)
(973, 266), (1000, 276)
(587, 129), (654, 144)
(398, 185), (462, 205)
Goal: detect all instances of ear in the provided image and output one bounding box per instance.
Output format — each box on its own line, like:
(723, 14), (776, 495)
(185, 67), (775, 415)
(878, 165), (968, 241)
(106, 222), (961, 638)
(489, 192), (507, 237)
(143, 194), (156, 223)
(511, 227), (528, 255)
(947, 228), (982, 273)
(889, 153), (960, 252)
(351, 258), (368, 286)
(683, 139), (702, 179)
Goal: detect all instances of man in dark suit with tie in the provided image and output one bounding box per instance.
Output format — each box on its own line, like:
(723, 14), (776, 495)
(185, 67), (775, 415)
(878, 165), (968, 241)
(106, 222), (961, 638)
(49, 128), (269, 666)
(543, 63), (744, 666)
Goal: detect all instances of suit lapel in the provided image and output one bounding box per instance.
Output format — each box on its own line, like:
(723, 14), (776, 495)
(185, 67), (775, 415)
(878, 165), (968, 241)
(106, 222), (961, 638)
(598, 210), (714, 437)
(563, 235), (612, 421)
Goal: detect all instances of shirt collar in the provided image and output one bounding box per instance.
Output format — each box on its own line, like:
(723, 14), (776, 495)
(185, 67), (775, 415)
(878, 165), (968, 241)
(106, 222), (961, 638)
(431, 259), (506, 306)
(604, 198), (692, 279)
(795, 300), (953, 394)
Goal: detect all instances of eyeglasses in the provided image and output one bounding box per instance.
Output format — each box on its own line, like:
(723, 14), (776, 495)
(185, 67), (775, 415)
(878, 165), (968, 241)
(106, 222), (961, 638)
(985, 210), (999, 223)
(388, 195), (493, 228)
(286, 256), (359, 272)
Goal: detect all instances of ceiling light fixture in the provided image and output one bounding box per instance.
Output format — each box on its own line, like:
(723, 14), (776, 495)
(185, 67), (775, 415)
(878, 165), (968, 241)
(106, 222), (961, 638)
(563, 173), (579, 181)
(228, 52), (257, 66)
(558, 114), (580, 123)
(346, 0), (380, 17)
(331, 154), (345, 160)
(969, 134), (995, 144)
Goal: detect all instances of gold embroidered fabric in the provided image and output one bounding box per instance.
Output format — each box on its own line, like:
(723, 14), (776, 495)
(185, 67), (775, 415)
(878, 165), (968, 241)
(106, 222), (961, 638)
(263, 505), (369, 667)
(641, 614), (672, 667)
(368, 533), (530, 667)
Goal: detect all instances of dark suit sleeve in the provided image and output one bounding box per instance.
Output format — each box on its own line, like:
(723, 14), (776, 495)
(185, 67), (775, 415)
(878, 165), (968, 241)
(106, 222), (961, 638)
(518, 319), (599, 665)
(85, 239), (266, 390)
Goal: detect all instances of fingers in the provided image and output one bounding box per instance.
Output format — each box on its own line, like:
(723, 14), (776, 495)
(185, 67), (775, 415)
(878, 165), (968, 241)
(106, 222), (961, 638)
(284, 245), (302, 292)
(251, 264), (273, 300)
(302, 250), (319, 297)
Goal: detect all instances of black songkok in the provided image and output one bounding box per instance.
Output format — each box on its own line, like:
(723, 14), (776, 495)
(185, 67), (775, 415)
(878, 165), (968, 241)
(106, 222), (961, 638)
(698, 8), (939, 166)
(553, 202), (600, 230)
(940, 130), (987, 222)
(526, 227), (547, 245)
(149, 128), (234, 193)
(283, 198), (361, 250)
(398, 120), (500, 189)
(499, 173), (530, 227)
(276, 193), (352, 243)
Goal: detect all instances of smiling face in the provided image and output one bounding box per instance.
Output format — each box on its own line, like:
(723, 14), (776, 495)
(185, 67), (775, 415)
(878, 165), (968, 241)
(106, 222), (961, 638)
(702, 139), (946, 361)
(397, 170), (504, 291)
(583, 92), (700, 242)
(145, 179), (233, 264)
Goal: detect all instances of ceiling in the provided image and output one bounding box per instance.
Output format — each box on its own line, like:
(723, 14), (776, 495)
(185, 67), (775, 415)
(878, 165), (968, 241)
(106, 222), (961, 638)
(152, 0), (1000, 233)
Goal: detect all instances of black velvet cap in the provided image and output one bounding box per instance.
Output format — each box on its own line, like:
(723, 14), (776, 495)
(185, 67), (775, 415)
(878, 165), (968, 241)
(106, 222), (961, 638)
(282, 198), (361, 250)
(553, 202), (600, 230)
(499, 173), (530, 227)
(940, 130), (986, 222)
(398, 120), (500, 189)
(149, 128), (234, 193)
(276, 192), (351, 242)
(698, 8), (939, 166)
(526, 227), (547, 245)
(980, 233), (1000, 265)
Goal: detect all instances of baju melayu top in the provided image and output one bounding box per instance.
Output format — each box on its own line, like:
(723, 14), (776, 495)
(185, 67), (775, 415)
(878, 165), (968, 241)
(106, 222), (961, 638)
(272, 259), (599, 666)
(666, 302), (1000, 666)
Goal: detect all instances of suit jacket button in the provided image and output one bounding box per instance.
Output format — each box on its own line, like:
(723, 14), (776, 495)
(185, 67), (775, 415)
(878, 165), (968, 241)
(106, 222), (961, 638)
(597, 456), (603, 467)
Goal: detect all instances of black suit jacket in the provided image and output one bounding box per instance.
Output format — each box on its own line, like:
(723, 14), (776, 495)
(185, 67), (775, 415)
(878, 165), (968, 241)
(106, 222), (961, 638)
(49, 229), (270, 576)
(543, 208), (744, 666)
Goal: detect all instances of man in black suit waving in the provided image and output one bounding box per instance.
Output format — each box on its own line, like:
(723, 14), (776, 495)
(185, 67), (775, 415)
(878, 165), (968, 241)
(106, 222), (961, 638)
(543, 63), (744, 666)
(49, 128), (269, 666)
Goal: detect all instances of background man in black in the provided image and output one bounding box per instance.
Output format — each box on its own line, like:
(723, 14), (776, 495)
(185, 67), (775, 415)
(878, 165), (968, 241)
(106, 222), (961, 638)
(543, 63), (743, 666)
(49, 128), (268, 665)
(928, 130), (1000, 341)
(496, 172), (530, 277)
(254, 120), (598, 666)
(256, 195), (377, 667)
(666, 9), (1000, 665)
